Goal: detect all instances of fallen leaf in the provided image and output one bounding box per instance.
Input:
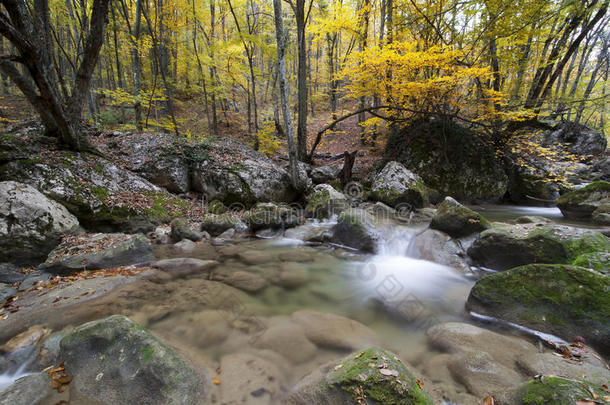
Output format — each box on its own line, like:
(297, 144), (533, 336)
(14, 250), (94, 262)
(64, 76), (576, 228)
(379, 369), (399, 377)
(212, 377), (221, 385)
(481, 395), (495, 405)
(416, 379), (424, 389)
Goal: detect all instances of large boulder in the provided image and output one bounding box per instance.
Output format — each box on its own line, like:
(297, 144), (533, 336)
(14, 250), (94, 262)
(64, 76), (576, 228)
(429, 197), (490, 238)
(467, 222), (609, 270)
(370, 161), (430, 208)
(0, 181), (80, 265)
(592, 202), (610, 225)
(191, 138), (295, 206)
(540, 121), (607, 156)
(556, 181), (610, 220)
(0, 152), (188, 233)
(40, 233), (154, 274)
(332, 208), (380, 253)
(305, 184), (349, 219)
(105, 133), (191, 194)
(385, 119), (508, 201)
(414, 229), (471, 274)
(289, 347), (433, 405)
(59, 315), (202, 405)
(466, 264), (610, 355)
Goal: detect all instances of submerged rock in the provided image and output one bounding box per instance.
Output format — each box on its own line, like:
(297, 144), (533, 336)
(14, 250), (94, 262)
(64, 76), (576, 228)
(59, 315), (202, 405)
(430, 197), (490, 238)
(332, 208), (380, 253)
(289, 347), (433, 405)
(467, 222), (609, 270)
(370, 161), (430, 208)
(40, 233), (154, 274)
(305, 184), (349, 219)
(466, 264), (610, 355)
(556, 180), (610, 221)
(291, 310), (380, 351)
(0, 181), (80, 266)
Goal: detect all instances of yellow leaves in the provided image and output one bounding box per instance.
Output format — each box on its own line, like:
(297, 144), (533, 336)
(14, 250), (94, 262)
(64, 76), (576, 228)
(257, 122), (282, 156)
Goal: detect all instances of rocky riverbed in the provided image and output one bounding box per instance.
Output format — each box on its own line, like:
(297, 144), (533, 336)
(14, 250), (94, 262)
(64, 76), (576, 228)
(0, 120), (609, 404)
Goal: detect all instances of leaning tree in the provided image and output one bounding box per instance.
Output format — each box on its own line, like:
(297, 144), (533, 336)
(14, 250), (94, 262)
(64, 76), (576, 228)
(0, 0), (110, 152)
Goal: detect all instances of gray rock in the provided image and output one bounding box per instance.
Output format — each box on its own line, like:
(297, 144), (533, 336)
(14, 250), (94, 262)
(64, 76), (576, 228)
(284, 225), (332, 243)
(542, 121), (607, 156)
(0, 152), (185, 233)
(172, 239), (197, 253)
(59, 315), (202, 405)
(109, 133), (190, 193)
(170, 218), (204, 242)
(221, 270), (267, 292)
(200, 213), (247, 236)
(332, 208), (380, 253)
(17, 271), (52, 290)
(191, 138), (295, 206)
(0, 373), (52, 405)
(243, 202), (301, 231)
(430, 197), (490, 238)
(253, 321), (317, 364)
(218, 353), (282, 405)
(0, 263), (24, 284)
(557, 181), (610, 220)
(310, 165), (340, 184)
(305, 184), (349, 219)
(40, 233), (154, 274)
(0, 283), (16, 300)
(217, 228), (236, 239)
(414, 229), (471, 274)
(370, 161), (429, 208)
(0, 181), (80, 266)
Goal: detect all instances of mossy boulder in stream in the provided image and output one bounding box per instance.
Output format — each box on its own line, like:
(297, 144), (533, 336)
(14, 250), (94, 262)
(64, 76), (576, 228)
(466, 264), (610, 355)
(242, 202), (301, 231)
(289, 347), (433, 405)
(467, 222), (609, 270)
(305, 184), (349, 219)
(332, 209), (380, 253)
(370, 161), (430, 208)
(59, 315), (203, 405)
(200, 213), (247, 236)
(497, 376), (608, 405)
(430, 197), (490, 238)
(556, 181), (610, 221)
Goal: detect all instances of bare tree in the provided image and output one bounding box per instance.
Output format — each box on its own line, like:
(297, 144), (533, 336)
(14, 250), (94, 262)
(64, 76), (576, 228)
(0, 0), (111, 152)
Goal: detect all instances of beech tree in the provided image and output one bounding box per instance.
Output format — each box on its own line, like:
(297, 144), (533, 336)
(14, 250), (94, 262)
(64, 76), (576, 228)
(0, 0), (111, 152)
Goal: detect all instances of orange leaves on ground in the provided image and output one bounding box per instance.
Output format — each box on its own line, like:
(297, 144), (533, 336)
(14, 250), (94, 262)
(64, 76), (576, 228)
(44, 360), (73, 393)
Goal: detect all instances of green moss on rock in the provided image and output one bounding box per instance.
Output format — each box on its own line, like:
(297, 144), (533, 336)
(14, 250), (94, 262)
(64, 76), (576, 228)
(466, 264), (610, 355)
(430, 197), (490, 238)
(506, 376), (607, 405)
(557, 181), (610, 220)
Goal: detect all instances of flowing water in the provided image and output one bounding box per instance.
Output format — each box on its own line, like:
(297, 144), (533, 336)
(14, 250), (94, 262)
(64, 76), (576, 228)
(0, 205), (602, 403)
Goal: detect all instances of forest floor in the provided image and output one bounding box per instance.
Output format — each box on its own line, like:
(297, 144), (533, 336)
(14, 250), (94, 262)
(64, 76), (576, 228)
(0, 94), (384, 173)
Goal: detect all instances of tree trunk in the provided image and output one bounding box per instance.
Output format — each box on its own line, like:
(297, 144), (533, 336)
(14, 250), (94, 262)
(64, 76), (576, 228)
(296, 0), (308, 160)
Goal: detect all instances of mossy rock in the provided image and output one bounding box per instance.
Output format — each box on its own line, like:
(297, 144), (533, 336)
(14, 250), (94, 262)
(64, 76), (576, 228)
(305, 184), (349, 219)
(370, 161), (430, 209)
(467, 223), (609, 270)
(430, 197), (490, 238)
(384, 119), (508, 201)
(59, 315), (202, 405)
(290, 347), (434, 405)
(572, 250), (610, 275)
(466, 264), (610, 355)
(332, 209), (380, 253)
(242, 202), (301, 231)
(592, 202), (610, 225)
(556, 181), (610, 220)
(499, 376), (608, 405)
(200, 213), (247, 236)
